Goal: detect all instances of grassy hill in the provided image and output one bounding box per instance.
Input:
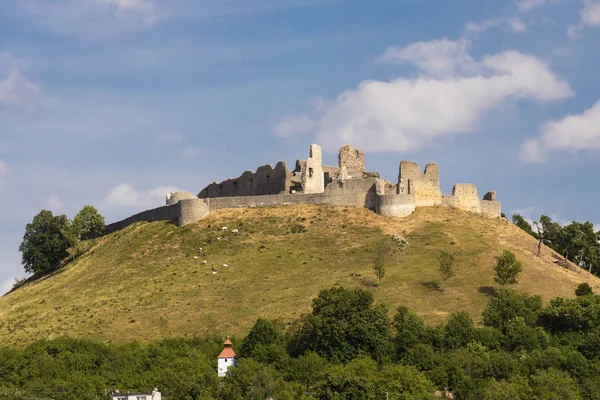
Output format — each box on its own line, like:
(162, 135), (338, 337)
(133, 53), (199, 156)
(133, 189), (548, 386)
(1, 205), (598, 346)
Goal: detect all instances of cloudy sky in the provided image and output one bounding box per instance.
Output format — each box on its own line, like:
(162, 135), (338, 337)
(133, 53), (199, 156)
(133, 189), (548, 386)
(1, 0), (599, 294)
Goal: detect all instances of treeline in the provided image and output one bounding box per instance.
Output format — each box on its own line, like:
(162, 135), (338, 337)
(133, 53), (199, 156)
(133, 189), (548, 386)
(2, 285), (600, 400)
(512, 214), (600, 276)
(17, 206), (105, 278)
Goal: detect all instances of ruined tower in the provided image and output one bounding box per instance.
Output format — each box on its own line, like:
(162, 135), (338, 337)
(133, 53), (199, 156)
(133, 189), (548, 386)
(301, 144), (325, 194)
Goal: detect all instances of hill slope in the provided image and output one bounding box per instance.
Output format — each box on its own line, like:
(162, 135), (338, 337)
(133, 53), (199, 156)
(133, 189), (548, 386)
(1, 205), (598, 346)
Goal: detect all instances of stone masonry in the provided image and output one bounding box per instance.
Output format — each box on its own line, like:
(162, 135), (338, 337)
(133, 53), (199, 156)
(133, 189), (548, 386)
(104, 144), (501, 233)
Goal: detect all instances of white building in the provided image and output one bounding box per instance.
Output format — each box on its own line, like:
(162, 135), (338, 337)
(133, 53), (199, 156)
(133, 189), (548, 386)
(110, 389), (161, 400)
(218, 338), (238, 377)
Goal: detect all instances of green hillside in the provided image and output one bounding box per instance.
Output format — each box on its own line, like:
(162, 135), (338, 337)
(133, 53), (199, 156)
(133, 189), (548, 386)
(1, 205), (598, 346)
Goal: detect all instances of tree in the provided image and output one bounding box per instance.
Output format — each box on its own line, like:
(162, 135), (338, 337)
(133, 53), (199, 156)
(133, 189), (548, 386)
(575, 283), (593, 297)
(287, 351), (328, 392)
(438, 251), (455, 290)
(289, 287), (391, 363)
(372, 253), (386, 283)
(19, 210), (75, 274)
(493, 250), (522, 286)
(482, 288), (542, 333)
(72, 205), (105, 240)
(444, 312), (476, 349)
(530, 368), (583, 400)
(392, 306), (426, 355)
(533, 215), (561, 258)
(512, 214), (537, 239)
(239, 318), (287, 363)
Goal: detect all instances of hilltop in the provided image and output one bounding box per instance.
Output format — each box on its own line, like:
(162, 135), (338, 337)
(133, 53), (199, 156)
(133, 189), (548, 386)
(1, 205), (598, 346)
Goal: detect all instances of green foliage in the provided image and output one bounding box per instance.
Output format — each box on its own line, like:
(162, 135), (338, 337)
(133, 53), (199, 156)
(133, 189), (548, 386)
(19, 210), (75, 274)
(239, 318), (287, 364)
(505, 317), (549, 351)
(493, 250), (522, 286)
(538, 295), (600, 334)
(482, 288), (542, 333)
(575, 282), (593, 297)
(512, 214), (538, 239)
(531, 214), (600, 276)
(530, 368), (583, 400)
(480, 376), (532, 400)
(3, 285), (600, 399)
(438, 250), (455, 288)
(72, 205), (105, 240)
(392, 306), (426, 355)
(444, 312), (476, 349)
(289, 287), (391, 363)
(372, 253), (386, 283)
(287, 351), (328, 392)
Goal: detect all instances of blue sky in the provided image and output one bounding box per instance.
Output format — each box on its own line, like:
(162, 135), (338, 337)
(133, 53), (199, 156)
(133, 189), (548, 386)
(1, 0), (600, 294)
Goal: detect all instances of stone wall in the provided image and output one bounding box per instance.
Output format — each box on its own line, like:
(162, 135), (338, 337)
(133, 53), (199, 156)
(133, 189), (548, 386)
(378, 194), (416, 217)
(179, 198), (210, 226)
(166, 191), (194, 206)
(104, 204), (181, 234)
(450, 184), (482, 213)
(480, 199), (501, 218)
(206, 177), (383, 212)
(207, 193), (325, 211)
(398, 161), (443, 206)
(199, 161), (290, 198)
(322, 178), (380, 210)
(338, 145), (365, 178)
(483, 191), (496, 201)
(103, 144), (503, 237)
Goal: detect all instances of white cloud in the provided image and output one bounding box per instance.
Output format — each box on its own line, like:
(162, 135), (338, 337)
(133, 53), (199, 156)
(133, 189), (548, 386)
(156, 131), (184, 143)
(273, 114), (317, 138)
(44, 194), (62, 210)
(516, 0), (551, 12)
(105, 183), (180, 209)
(95, 0), (158, 24)
(581, 0), (600, 26)
(465, 17), (526, 34)
(377, 38), (480, 78)
(276, 39), (572, 153)
(182, 147), (203, 158)
(0, 161), (7, 192)
(0, 68), (41, 113)
(568, 0), (600, 37)
(521, 99), (600, 162)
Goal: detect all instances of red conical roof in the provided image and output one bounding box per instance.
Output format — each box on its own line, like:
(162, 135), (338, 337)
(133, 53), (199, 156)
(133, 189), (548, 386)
(219, 338), (236, 358)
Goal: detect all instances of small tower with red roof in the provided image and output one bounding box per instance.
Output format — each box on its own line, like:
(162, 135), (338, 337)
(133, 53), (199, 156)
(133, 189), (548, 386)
(218, 337), (237, 377)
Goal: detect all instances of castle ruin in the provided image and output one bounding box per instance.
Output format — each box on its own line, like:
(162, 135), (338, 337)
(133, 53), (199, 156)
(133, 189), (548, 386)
(104, 144), (501, 234)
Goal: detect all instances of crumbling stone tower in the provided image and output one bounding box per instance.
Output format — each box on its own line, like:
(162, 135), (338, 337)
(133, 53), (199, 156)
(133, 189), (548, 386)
(338, 145), (365, 178)
(398, 161), (442, 206)
(301, 144), (324, 194)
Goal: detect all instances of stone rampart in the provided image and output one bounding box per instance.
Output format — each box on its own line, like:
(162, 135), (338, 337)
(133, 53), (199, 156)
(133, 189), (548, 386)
(480, 200), (501, 218)
(451, 184), (481, 213)
(179, 198), (210, 226)
(199, 161), (289, 198)
(206, 193), (325, 211)
(103, 143), (502, 236)
(321, 178), (380, 210)
(166, 191), (194, 206)
(104, 203), (181, 235)
(378, 194), (416, 217)
(399, 161), (442, 206)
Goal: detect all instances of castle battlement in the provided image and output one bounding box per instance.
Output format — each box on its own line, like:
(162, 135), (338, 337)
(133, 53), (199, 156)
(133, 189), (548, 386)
(104, 144), (501, 234)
